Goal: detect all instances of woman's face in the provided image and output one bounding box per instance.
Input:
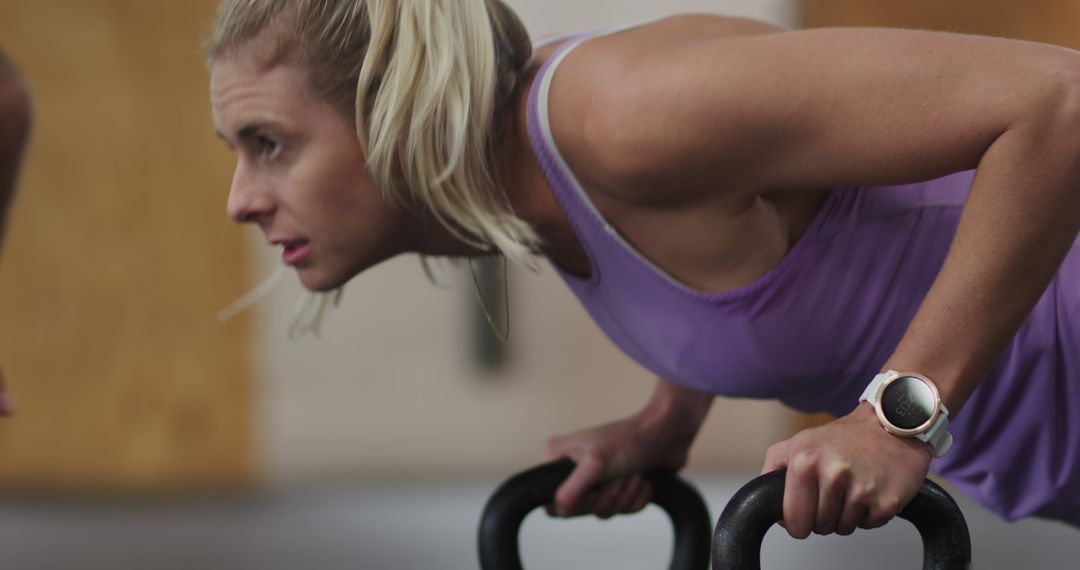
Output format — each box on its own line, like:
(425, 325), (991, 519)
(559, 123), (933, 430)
(211, 47), (411, 292)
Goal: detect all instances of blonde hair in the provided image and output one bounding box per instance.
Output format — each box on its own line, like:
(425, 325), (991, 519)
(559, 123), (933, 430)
(207, 0), (540, 264)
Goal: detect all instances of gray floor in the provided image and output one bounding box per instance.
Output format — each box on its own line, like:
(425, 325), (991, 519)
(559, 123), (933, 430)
(0, 472), (1075, 569)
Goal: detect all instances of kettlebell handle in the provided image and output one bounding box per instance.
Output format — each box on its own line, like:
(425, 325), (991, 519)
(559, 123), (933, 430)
(478, 458), (712, 569)
(712, 469), (972, 570)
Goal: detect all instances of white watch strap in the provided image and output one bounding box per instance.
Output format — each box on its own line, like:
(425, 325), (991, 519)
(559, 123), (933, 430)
(859, 370), (953, 458)
(859, 372), (889, 404)
(922, 414), (954, 458)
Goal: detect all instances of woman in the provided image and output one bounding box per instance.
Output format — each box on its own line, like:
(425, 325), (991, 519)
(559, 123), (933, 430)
(0, 50), (31, 418)
(207, 0), (1080, 536)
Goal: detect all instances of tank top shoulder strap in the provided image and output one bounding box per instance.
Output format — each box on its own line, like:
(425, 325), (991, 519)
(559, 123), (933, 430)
(526, 26), (646, 278)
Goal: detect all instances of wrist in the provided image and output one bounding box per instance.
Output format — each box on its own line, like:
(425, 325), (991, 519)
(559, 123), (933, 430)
(851, 402), (935, 460)
(637, 378), (713, 443)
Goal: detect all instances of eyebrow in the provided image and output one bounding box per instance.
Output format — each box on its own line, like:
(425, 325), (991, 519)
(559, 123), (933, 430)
(214, 122), (272, 148)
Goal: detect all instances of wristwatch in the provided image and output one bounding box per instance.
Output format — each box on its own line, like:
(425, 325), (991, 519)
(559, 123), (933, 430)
(859, 370), (953, 458)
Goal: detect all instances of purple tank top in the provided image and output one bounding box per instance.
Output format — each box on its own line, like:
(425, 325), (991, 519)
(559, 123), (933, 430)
(526, 33), (1080, 522)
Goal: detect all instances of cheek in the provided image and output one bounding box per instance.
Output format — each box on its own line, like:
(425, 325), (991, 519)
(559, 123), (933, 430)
(294, 129), (399, 243)
(309, 175), (391, 243)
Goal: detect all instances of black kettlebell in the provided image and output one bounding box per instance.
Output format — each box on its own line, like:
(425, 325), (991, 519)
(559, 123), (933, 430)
(478, 458), (713, 569)
(712, 470), (972, 570)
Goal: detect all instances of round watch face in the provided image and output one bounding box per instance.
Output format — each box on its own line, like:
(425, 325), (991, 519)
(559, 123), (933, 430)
(881, 376), (938, 430)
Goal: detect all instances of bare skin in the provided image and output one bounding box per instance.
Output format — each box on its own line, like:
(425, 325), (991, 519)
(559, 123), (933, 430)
(0, 51), (32, 417)
(217, 14), (1080, 535)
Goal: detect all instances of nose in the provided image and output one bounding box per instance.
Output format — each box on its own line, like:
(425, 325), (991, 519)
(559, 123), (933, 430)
(226, 161), (274, 224)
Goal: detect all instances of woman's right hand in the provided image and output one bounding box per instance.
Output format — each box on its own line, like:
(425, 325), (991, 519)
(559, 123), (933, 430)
(545, 379), (713, 519)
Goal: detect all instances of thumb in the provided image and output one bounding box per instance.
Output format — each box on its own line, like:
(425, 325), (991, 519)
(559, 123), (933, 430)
(554, 455), (606, 516)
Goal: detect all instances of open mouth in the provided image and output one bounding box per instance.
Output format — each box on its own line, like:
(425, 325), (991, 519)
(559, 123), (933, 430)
(280, 239), (311, 265)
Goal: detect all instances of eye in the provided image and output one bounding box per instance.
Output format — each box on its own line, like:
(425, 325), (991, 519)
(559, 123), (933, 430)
(256, 134), (281, 159)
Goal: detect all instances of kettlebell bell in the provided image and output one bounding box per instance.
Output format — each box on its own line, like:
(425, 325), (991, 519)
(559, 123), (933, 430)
(712, 470), (972, 570)
(479, 459), (713, 569)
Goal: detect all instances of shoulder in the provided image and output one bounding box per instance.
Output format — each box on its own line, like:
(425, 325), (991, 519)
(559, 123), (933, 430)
(546, 15), (786, 206)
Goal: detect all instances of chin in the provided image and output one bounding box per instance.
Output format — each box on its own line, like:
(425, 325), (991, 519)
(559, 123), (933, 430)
(296, 267), (353, 292)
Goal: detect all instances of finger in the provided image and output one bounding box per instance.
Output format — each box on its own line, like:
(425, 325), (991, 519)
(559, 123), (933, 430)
(784, 456), (819, 539)
(604, 475), (645, 517)
(836, 499), (867, 536)
(554, 455), (606, 517)
(615, 475), (645, 514)
(628, 479), (653, 514)
(761, 440), (790, 475)
(762, 440), (792, 529)
(0, 368), (11, 417)
(592, 478), (627, 519)
(548, 487), (600, 518)
(814, 465), (850, 535)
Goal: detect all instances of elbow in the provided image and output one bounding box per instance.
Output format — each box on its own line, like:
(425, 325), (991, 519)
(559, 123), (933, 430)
(0, 62), (32, 155)
(1023, 58), (1080, 154)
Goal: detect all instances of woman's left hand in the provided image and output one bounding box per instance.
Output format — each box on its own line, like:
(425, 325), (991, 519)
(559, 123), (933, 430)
(760, 403), (932, 537)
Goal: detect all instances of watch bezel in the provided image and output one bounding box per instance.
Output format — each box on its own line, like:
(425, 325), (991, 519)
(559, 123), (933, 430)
(873, 371), (942, 437)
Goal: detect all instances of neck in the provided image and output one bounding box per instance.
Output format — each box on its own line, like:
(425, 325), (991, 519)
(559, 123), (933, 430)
(400, 203), (496, 258)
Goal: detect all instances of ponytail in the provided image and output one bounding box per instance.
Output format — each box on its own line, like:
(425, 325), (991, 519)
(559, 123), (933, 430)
(357, 0), (539, 264)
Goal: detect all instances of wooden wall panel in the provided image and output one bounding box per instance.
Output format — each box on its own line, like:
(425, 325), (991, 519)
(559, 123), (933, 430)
(797, 1), (1080, 430)
(803, 0), (1080, 49)
(0, 0), (254, 492)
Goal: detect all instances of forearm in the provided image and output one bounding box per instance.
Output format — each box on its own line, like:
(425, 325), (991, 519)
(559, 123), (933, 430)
(636, 377), (714, 442)
(0, 53), (32, 255)
(883, 100), (1080, 414)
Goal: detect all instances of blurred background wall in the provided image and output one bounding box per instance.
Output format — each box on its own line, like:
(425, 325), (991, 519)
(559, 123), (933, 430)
(0, 0), (252, 493)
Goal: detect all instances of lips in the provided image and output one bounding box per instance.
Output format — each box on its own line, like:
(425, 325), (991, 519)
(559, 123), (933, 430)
(270, 238), (311, 266)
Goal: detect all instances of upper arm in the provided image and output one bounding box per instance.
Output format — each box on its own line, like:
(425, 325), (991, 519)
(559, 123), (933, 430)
(572, 27), (1080, 198)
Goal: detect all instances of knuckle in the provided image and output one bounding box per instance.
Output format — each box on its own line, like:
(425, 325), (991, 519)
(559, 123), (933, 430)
(822, 465), (852, 493)
(825, 460), (852, 481)
(789, 453), (819, 478)
(586, 445), (612, 464)
(866, 500), (901, 526)
(847, 483), (874, 507)
(878, 495), (904, 516)
(764, 441), (789, 468)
